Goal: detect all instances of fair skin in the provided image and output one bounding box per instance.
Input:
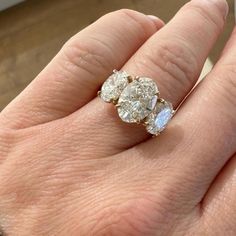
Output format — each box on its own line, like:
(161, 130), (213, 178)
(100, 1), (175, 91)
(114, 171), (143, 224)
(0, 0), (235, 235)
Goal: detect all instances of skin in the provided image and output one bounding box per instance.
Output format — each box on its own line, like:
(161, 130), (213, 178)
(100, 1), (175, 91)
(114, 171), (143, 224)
(0, 0), (235, 235)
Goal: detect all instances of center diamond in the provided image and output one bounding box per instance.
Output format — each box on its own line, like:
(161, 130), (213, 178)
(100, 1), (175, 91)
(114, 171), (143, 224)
(117, 77), (159, 123)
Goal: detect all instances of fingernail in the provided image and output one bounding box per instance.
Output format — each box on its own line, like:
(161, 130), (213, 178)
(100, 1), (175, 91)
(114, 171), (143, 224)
(147, 15), (165, 28)
(192, 0), (229, 20)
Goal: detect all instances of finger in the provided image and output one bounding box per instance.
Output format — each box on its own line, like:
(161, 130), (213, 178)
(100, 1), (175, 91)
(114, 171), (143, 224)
(136, 26), (236, 207)
(0, 10), (163, 129)
(67, 0), (228, 154)
(200, 155), (236, 234)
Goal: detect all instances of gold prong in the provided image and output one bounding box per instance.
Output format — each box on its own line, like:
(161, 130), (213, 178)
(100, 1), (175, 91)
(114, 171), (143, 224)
(113, 69), (118, 73)
(115, 104), (121, 108)
(127, 75), (133, 83)
(152, 132), (160, 138)
(158, 98), (165, 103)
(97, 91), (101, 97)
(112, 99), (118, 105)
(134, 76), (140, 80)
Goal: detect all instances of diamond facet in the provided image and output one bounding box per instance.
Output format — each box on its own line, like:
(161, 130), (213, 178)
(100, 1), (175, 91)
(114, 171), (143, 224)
(100, 71), (129, 103)
(146, 100), (173, 135)
(117, 77), (159, 123)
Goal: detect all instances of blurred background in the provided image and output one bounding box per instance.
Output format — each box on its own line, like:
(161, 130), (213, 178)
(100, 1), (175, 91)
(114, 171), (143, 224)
(0, 0), (235, 110)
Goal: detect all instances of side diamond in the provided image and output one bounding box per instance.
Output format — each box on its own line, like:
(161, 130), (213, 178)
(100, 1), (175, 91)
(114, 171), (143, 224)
(100, 71), (129, 103)
(146, 100), (173, 135)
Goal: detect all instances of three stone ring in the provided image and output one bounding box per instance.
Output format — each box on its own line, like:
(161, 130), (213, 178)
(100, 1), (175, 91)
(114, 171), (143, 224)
(98, 70), (175, 136)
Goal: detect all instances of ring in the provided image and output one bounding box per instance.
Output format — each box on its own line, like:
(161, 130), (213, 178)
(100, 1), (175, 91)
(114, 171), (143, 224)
(98, 70), (175, 136)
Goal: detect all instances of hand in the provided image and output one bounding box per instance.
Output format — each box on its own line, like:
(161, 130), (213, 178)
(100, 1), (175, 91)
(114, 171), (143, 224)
(0, 0), (235, 235)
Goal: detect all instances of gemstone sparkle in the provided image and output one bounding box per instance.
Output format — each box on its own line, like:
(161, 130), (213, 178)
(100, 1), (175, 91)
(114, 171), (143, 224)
(117, 77), (159, 123)
(146, 100), (173, 135)
(100, 71), (129, 103)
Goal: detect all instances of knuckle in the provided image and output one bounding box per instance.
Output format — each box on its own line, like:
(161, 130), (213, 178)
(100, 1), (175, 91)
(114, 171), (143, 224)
(135, 39), (198, 93)
(114, 9), (158, 36)
(62, 35), (113, 78)
(91, 194), (171, 236)
(60, 9), (158, 81)
(157, 40), (199, 82)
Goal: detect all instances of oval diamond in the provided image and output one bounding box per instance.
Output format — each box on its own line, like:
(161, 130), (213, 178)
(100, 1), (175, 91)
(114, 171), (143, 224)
(146, 100), (173, 135)
(117, 77), (159, 123)
(100, 71), (129, 103)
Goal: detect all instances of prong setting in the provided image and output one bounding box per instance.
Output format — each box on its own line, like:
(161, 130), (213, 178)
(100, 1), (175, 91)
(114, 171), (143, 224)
(127, 75), (133, 83)
(99, 70), (174, 136)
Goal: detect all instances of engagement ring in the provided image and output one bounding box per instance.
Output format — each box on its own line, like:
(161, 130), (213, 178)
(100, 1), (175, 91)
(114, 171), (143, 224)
(98, 70), (175, 136)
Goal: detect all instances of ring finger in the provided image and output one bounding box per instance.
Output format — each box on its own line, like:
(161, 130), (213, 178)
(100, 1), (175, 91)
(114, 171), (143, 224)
(65, 0), (228, 155)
